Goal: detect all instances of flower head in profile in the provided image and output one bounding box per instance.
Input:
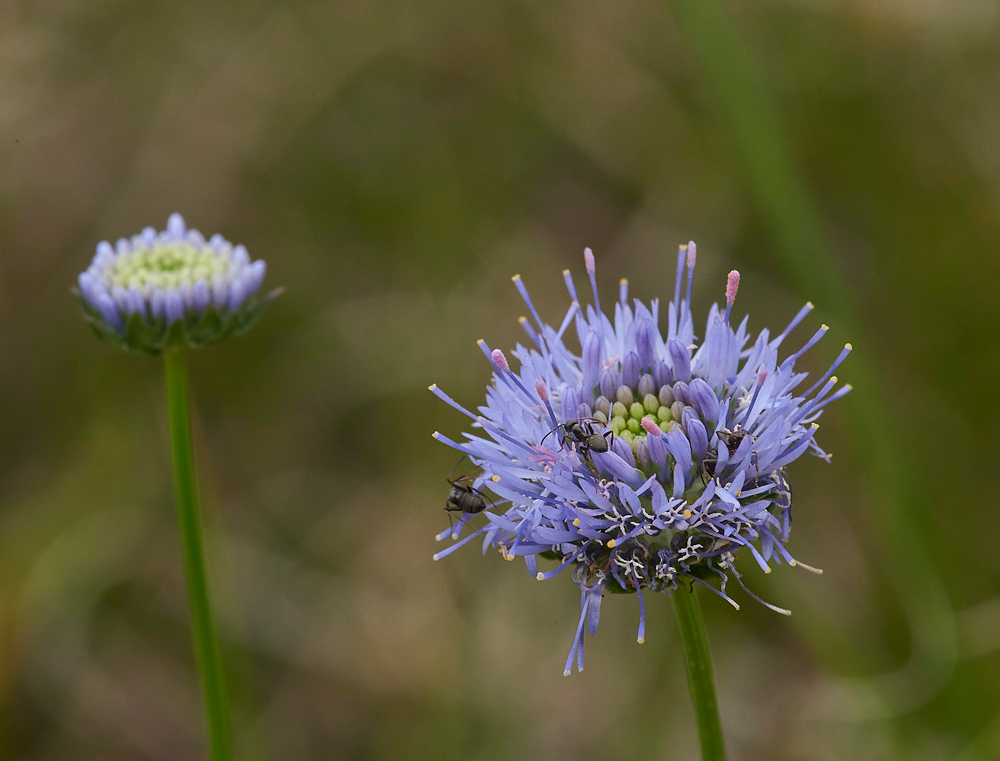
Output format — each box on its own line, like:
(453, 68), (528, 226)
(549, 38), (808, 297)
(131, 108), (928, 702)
(76, 213), (279, 354)
(431, 243), (851, 675)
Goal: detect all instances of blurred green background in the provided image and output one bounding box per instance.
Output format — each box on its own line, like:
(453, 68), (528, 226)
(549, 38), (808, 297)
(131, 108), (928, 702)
(1, 0), (999, 758)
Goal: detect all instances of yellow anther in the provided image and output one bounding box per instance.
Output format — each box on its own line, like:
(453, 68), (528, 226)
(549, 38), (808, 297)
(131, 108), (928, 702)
(764, 566), (772, 574)
(607, 539), (617, 548)
(829, 376), (837, 384)
(572, 518), (580, 526)
(476, 338), (485, 346)
(637, 637), (645, 644)
(428, 384), (437, 391)
(518, 316), (528, 323)
(810, 423), (820, 430)
(845, 343), (852, 350)
(683, 509), (692, 519)
(536, 572), (544, 581)
(805, 301), (814, 308)
(620, 278), (628, 285)
(512, 274), (521, 282)
(491, 475), (500, 482)
(735, 490), (741, 497)
(821, 324), (829, 330)
(562, 269), (571, 276)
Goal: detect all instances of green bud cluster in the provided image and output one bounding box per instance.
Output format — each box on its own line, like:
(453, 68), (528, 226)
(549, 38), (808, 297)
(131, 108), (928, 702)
(593, 383), (685, 455)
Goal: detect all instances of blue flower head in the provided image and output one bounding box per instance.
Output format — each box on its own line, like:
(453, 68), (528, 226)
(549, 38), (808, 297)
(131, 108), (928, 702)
(76, 213), (280, 354)
(431, 243), (851, 675)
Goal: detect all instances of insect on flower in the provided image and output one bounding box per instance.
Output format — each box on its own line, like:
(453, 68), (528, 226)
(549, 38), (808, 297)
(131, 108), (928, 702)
(542, 418), (614, 454)
(446, 472), (491, 516)
(430, 244), (852, 674)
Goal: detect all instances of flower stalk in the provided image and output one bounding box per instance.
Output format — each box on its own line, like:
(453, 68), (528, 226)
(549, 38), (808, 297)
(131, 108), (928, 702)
(164, 348), (231, 761)
(673, 585), (726, 761)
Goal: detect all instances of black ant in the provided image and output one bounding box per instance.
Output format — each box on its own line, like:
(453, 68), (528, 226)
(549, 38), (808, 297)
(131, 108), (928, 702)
(445, 459), (494, 530)
(715, 424), (754, 453)
(447, 474), (488, 515)
(700, 450), (719, 483)
(700, 425), (757, 484)
(541, 418), (613, 456)
(541, 418), (614, 477)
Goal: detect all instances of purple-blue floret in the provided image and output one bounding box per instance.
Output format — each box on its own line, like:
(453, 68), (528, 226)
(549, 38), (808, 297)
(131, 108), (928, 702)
(431, 244), (851, 675)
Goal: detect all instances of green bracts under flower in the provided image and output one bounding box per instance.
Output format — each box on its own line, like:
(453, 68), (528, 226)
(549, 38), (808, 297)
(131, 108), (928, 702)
(78, 292), (279, 355)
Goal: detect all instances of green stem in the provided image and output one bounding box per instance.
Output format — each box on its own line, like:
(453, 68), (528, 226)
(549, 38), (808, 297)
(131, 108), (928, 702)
(164, 348), (231, 761)
(667, 0), (956, 716)
(673, 586), (726, 761)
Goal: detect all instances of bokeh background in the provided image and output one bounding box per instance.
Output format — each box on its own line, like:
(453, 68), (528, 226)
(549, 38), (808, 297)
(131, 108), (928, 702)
(1, 0), (999, 758)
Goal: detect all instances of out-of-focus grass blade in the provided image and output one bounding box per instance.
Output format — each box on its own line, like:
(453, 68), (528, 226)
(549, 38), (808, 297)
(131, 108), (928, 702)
(667, 0), (956, 720)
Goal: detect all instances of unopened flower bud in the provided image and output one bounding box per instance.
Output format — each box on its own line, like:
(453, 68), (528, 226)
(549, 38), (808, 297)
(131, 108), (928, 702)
(621, 352), (640, 388)
(594, 395), (611, 417)
(637, 373), (656, 398)
(615, 386), (634, 407)
(636, 439), (651, 470)
(653, 361), (673, 388)
(600, 368), (619, 399)
(658, 385), (675, 408)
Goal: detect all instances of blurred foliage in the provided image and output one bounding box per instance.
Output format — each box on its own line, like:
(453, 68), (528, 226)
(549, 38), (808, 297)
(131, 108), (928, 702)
(1, 0), (999, 759)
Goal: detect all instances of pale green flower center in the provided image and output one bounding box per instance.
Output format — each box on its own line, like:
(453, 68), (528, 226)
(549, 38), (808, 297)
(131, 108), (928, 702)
(103, 243), (232, 294)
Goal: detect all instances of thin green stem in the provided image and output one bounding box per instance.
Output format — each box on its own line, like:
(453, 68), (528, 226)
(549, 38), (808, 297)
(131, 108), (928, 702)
(164, 348), (231, 761)
(673, 586), (726, 761)
(666, 0), (956, 719)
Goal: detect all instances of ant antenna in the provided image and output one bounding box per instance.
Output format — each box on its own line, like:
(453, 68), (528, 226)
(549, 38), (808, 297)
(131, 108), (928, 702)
(446, 455), (469, 482)
(541, 423), (565, 447)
